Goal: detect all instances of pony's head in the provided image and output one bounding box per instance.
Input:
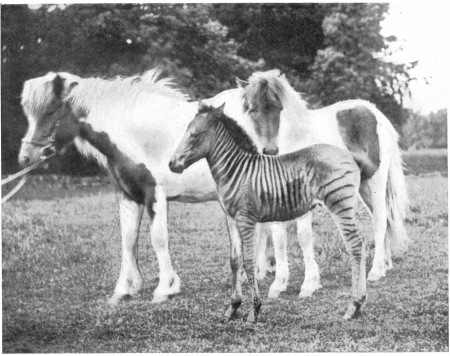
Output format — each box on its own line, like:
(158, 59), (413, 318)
(19, 72), (80, 166)
(169, 101), (224, 174)
(239, 69), (289, 155)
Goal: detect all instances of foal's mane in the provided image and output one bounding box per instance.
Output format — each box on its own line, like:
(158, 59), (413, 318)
(201, 105), (258, 154)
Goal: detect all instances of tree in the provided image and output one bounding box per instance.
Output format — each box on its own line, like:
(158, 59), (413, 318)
(214, 3), (326, 80)
(1, 4), (415, 174)
(306, 3), (414, 129)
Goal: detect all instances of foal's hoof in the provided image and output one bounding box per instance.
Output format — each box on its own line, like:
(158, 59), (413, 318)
(343, 300), (364, 320)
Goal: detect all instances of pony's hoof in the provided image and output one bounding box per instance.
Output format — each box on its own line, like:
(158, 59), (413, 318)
(367, 268), (385, 281)
(298, 288), (315, 298)
(151, 294), (169, 304)
(267, 288), (282, 299)
(256, 269), (268, 280)
(108, 294), (131, 305)
(167, 274), (181, 295)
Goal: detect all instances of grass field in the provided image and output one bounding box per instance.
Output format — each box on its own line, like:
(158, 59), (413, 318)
(2, 150), (448, 352)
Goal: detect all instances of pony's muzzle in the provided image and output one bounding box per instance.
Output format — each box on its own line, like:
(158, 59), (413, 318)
(40, 145), (56, 159)
(263, 146), (279, 155)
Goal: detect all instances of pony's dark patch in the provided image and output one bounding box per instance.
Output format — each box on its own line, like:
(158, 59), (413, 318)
(79, 122), (156, 216)
(336, 106), (380, 179)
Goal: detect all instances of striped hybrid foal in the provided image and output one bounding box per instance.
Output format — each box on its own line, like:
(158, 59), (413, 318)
(169, 103), (367, 323)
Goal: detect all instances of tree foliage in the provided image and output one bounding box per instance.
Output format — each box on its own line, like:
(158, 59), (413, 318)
(401, 109), (447, 149)
(306, 3), (414, 129)
(2, 4), (417, 174)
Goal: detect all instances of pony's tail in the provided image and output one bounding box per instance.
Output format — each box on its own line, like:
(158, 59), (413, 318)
(385, 142), (410, 254)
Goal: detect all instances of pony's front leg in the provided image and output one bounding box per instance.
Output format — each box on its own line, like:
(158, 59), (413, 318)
(224, 216), (243, 320)
(267, 222), (289, 299)
(255, 224), (276, 279)
(235, 214), (261, 324)
(296, 213), (322, 298)
(109, 194), (144, 305)
(150, 185), (181, 303)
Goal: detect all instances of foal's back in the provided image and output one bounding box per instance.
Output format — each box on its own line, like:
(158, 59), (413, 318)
(249, 144), (361, 223)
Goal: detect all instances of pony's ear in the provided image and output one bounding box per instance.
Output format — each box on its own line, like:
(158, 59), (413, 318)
(236, 77), (249, 88)
(53, 74), (79, 99)
(279, 73), (286, 80)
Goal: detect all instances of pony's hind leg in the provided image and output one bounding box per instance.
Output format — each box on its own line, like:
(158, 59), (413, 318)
(267, 222), (289, 299)
(224, 216), (243, 319)
(365, 166), (390, 281)
(296, 212), (322, 298)
(150, 185), (181, 303)
(256, 223), (270, 280)
(109, 194), (145, 305)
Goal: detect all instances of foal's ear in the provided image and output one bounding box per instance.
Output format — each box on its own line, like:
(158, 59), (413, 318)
(53, 74), (79, 99)
(217, 102), (226, 114)
(236, 77), (249, 88)
(198, 100), (208, 112)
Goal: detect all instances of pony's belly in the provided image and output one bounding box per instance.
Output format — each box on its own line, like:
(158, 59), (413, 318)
(158, 160), (218, 203)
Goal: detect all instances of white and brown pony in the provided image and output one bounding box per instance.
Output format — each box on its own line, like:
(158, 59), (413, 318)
(18, 69), (289, 304)
(229, 69), (409, 298)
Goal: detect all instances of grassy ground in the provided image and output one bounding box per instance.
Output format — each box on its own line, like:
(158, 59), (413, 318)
(2, 150), (448, 352)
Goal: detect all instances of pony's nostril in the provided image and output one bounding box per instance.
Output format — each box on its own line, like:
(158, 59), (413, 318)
(168, 160), (174, 169)
(21, 156), (31, 166)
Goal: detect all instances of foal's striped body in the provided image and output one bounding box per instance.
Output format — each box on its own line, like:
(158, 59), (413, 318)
(170, 104), (367, 323)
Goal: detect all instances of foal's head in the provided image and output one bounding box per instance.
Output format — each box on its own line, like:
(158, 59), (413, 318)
(19, 72), (80, 166)
(239, 69), (285, 155)
(169, 102), (222, 173)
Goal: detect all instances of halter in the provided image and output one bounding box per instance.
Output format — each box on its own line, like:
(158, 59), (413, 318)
(21, 118), (61, 159)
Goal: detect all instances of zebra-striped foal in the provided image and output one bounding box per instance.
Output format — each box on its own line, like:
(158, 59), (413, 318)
(169, 103), (367, 323)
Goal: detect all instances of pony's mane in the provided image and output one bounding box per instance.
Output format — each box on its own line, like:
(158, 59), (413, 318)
(201, 105), (258, 154)
(66, 68), (189, 117)
(242, 69), (309, 120)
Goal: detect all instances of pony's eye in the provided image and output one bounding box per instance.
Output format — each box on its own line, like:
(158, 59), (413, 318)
(190, 132), (200, 138)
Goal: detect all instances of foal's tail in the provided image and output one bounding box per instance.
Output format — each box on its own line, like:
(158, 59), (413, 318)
(385, 138), (410, 254)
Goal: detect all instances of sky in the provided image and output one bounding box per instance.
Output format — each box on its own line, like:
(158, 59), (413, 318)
(381, 1), (449, 113)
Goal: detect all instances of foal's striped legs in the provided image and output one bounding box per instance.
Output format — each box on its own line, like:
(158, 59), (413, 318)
(224, 216), (243, 319)
(331, 210), (367, 319)
(320, 164), (366, 319)
(235, 213), (262, 324)
(325, 193), (367, 318)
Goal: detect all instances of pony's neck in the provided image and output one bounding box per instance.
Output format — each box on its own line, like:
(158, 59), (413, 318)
(282, 88), (311, 124)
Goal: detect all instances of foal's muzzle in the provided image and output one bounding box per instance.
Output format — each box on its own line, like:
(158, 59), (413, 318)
(168, 157), (185, 174)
